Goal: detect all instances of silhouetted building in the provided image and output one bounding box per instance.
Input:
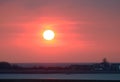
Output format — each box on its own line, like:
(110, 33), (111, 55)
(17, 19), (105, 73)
(100, 58), (111, 71)
(111, 63), (120, 72)
(92, 58), (111, 72)
(92, 63), (103, 71)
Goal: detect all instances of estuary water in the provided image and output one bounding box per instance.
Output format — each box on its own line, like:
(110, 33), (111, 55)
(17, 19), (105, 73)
(0, 74), (120, 80)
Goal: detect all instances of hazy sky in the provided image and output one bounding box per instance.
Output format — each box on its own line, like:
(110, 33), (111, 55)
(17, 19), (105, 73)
(0, 0), (120, 63)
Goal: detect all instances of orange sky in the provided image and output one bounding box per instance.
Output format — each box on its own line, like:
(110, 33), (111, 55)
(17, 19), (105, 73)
(0, 0), (120, 63)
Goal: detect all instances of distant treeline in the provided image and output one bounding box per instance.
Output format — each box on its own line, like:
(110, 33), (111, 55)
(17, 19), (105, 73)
(0, 59), (120, 73)
(0, 62), (69, 70)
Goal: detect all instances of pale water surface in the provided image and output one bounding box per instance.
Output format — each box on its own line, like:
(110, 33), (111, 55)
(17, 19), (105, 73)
(0, 74), (120, 80)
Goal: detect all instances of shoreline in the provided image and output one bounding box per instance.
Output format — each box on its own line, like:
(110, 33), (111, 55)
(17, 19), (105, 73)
(0, 70), (120, 74)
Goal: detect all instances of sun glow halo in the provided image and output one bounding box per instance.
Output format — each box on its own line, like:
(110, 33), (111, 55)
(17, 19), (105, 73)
(43, 30), (55, 41)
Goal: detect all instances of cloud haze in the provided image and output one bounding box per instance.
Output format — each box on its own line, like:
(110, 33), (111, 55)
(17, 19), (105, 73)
(0, 0), (120, 63)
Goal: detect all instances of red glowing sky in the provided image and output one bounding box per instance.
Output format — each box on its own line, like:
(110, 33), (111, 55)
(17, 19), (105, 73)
(0, 0), (120, 63)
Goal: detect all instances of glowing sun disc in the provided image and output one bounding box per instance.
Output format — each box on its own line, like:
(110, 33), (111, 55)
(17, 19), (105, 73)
(43, 30), (55, 40)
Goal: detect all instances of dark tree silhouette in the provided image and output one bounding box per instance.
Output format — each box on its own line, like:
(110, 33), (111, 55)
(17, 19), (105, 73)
(0, 62), (12, 69)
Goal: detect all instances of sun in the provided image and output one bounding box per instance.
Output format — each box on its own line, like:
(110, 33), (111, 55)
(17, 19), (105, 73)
(43, 30), (55, 41)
